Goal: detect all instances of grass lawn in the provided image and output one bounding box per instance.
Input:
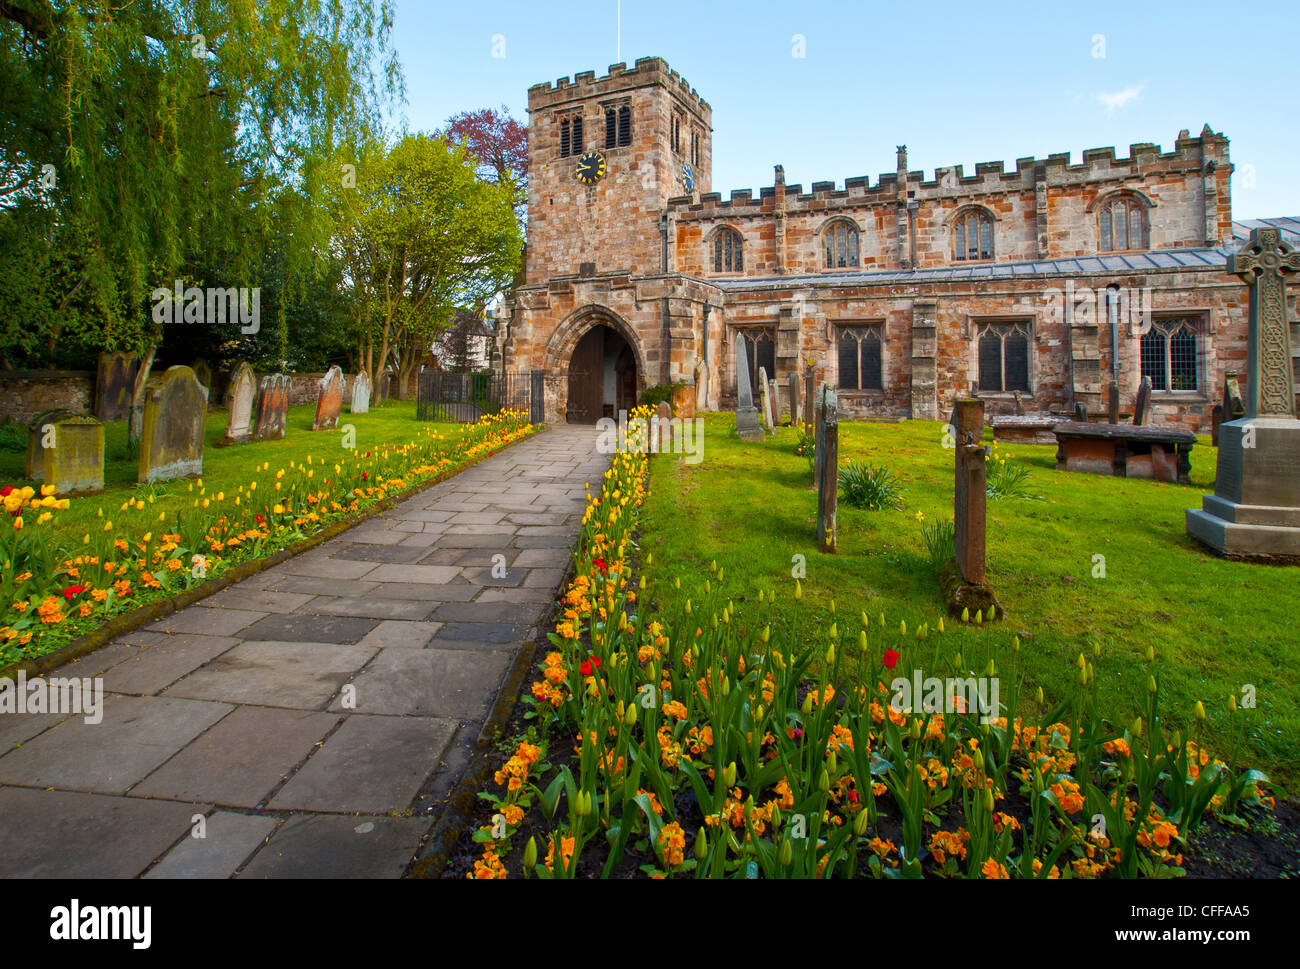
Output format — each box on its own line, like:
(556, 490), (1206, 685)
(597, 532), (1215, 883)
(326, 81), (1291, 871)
(640, 412), (1298, 794)
(0, 399), (466, 545)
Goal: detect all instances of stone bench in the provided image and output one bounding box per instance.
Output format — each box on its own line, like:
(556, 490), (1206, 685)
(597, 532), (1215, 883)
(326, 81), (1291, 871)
(1052, 421), (1196, 485)
(989, 415), (1059, 445)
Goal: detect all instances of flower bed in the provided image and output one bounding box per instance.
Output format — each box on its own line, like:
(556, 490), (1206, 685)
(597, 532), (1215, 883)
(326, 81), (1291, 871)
(1, 410), (533, 666)
(461, 406), (1277, 879)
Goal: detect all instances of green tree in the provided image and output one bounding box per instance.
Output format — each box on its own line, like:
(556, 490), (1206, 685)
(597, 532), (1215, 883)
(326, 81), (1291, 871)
(330, 133), (520, 397)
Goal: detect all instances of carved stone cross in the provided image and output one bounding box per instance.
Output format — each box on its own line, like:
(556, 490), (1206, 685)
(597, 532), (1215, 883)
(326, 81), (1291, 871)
(1227, 227), (1300, 418)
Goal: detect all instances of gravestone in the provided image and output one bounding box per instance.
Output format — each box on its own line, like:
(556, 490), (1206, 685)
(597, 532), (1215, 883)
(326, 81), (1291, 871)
(803, 360), (815, 436)
(25, 409), (75, 480)
(94, 352), (139, 422)
(254, 374), (289, 441)
(1108, 383), (1120, 424)
(769, 378), (781, 426)
(1073, 402), (1088, 423)
(1013, 391), (1025, 416)
(1211, 404), (1226, 447)
(1187, 227), (1300, 560)
(733, 333), (765, 442)
(693, 359), (709, 413)
(352, 370), (372, 415)
(654, 400), (673, 453)
(137, 366), (207, 484)
(816, 387), (838, 553)
(1223, 370), (1246, 421)
(218, 361), (255, 446)
(788, 372), (802, 426)
(312, 366), (344, 431)
(376, 369), (394, 404)
(758, 366), (775, 432)
(191, 358), (213, 394)
(1132, 376), (1152, 426)
(29, 415), (104, 494)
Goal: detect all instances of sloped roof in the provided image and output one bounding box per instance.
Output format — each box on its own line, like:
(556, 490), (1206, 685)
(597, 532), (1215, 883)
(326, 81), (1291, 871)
(1232, 217), (1300, 247)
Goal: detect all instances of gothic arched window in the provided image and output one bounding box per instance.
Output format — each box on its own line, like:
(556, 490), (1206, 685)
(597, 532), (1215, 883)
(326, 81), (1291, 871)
(1099, 195), (1148, 251)
(824, 221), (860, 269)
(712, 228), (744, 273)
(953, 208), (994, 261)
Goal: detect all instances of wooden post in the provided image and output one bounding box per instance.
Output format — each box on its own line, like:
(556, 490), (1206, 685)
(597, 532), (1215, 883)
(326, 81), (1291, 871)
(953, 399), (987, 585)
(817, 388), (838, 553)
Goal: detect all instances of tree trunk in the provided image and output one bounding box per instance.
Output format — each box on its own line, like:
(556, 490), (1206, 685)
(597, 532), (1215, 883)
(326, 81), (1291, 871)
(128, 345), (157, 447)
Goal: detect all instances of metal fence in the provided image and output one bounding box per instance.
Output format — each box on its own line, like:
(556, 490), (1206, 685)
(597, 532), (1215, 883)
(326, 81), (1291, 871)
(416, 370), (544, 425)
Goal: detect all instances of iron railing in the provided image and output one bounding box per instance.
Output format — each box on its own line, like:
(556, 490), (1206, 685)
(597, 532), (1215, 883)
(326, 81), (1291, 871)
(416, 370), (545, 424)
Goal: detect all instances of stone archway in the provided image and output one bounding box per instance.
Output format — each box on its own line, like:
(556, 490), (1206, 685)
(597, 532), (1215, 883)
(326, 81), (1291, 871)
(544, 306), (648, 424)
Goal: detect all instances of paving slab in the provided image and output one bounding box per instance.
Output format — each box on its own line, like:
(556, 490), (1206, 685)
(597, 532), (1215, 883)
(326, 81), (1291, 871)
(434, 621), (524, 645)
(131, 706), (340, 807)
(98, 632), (242, 696)
(237, 814), (431, 879)
(240, 613), (380, 644)
(147, 606), (268, 637)
(144, 811), (279, 879)
(369, 581), (480, 602)
(201, 588), (317, 614)
(364, 563), (463, 585)
(330, 648), (513, 718)
(268, 715), (458, 813)
(301, 595), (437, 622)
(0, 694), (233, 794)
(329, 543), (430, 564)
(0, 787), (210, 878)
(162, 640), (374, 709)
(357, 620), (445, 649)
(432, 600), (546, 625)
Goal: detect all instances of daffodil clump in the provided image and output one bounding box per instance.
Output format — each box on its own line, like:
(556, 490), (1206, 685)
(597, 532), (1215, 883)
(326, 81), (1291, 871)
(0, 410), (533, 665)
(468, 408), (1274, 880)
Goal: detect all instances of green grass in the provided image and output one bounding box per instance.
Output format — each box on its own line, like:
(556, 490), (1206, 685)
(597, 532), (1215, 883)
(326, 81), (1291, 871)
(640, 412), (1298, 794)
(1, 399), (467, 545)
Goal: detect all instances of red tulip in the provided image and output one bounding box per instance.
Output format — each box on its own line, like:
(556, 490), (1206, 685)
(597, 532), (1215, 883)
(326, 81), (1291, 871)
(883, 649), (900, 670)
(579, 656), (601, 676)
(62, 585), (87, 600)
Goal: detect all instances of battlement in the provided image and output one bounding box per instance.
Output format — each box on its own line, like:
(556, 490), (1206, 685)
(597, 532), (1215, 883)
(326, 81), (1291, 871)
(527, 56), (711, 120)
(670, 127), (1229, 216)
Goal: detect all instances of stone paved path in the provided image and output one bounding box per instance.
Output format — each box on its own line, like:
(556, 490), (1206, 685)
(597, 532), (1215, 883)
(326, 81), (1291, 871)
(0, 427), (608, 878)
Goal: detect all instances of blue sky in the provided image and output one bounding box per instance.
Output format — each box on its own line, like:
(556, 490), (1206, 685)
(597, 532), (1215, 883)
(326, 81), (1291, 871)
(391, 0), (1298, 220)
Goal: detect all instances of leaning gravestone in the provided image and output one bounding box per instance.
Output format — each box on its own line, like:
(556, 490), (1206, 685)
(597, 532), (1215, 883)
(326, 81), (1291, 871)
(693, 359), (709, 414)
(312, 366), (344, 431)
(803, 360), (816, 436)
(758, 366), (775, 432)
(734, 334), (765, 442)
(946, 399), (1001, 620)
(1108, 384), (1120, 424)
(253, 374), (289, 441)
(1132, 376), (1152, 426)
(352, 370), (372, 415)
(769, 377), (781, 427)
(1187, 227), (1300, 560)
(191, 358), (213, 394)
(375, 370), (394, 405)
(1223, 371), (1246, 421)
(218, 362), (255, 446)
(816, 387), (838, 553)
(94, 352), (139, 422)
(137, 366), (207, 484)
(788, 372), (802, 426)
(1074, 402), (1089, 423)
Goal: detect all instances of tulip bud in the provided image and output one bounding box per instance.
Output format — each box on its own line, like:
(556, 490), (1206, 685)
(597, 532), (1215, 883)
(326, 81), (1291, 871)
(829, 598), (836, 614)
(899, 620), (907, 637)
(1077, 666), (1088, 686)
(710, 559), (717, 573)
(1092, 642), (1101, 658)
(1194, 700), (1206, 721)
(975, 610), (983, 625)
(794, 580), (802, 601)
(1012, 635), (1020, 652)
(674, 577), (681, 590)
(779, 839), (793, 866)
(704, 580), (711, 594)
(646, 552), (653, 566)
(861, 611), (870, 627)
(858, 630), (867, 651)
(522, 836), (538, 869)
(711, 613), (718, 630)
(1036, 686), (1044, 704)
(909, 718), (922, 740)
(771, 805), (782, 828)
(639, 576), (646, 590)
(723, 762), (737, 788)
(801, 693), (813, 715)
(1145, 645), (1155, 662)
(826, 643), (836, 665)
(718, 567), (725, 582)
(720, 676), (730, 697)
(761, 625), (771, 644)
(1148, 676), (1158, 694)
(961, 607), (970, 623)
(694, 829), (708, 861)
(1228, 693), (1237, 712)
(624, 703), (638, 726)
(982, 788), (995, 813)
(819, 768), (830, 792)
(1076, 653), (1087, 670)
(827, 751), (837, 774)
(937, 617), (945, 634)
(685, 599), (692, 615)
(1130, 716), (1143, 738)
(854, 809), (871, 836)
(829, 622), (838, 640)
(987, 659), (996, 676)
(1086, 663), (1094, 683)
(616, 700), (625, 720)
(879, 612), (885, 627)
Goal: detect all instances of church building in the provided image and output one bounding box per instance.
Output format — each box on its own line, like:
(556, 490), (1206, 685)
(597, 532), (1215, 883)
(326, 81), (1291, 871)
(496, 56), (1300, 432)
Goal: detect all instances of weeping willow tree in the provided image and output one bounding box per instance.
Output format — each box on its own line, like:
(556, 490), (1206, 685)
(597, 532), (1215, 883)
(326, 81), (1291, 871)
(0, 0), (401, 427)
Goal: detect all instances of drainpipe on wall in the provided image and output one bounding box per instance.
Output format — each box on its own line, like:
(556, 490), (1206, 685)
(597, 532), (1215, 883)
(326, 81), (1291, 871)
(907, 196), (919, 269)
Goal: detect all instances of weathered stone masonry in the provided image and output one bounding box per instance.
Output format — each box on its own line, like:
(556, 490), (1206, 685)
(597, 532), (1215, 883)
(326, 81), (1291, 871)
(499, 57), (1298, 432)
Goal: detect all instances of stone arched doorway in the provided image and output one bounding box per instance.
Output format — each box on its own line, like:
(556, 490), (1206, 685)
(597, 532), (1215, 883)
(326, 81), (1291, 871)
(544, 306), (647, 424)
(566, 325), (639, 423)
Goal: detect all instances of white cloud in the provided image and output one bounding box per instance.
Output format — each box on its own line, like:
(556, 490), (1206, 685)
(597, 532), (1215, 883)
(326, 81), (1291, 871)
(1097, 83), (1145, 115)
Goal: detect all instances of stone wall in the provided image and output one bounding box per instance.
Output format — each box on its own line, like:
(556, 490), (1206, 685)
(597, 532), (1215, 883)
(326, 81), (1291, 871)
(0, 371), (95, 425)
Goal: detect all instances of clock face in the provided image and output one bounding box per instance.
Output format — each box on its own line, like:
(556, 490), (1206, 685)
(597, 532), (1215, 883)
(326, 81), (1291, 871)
(682, 163), (695, 192)
(576, 151), (606, 186)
